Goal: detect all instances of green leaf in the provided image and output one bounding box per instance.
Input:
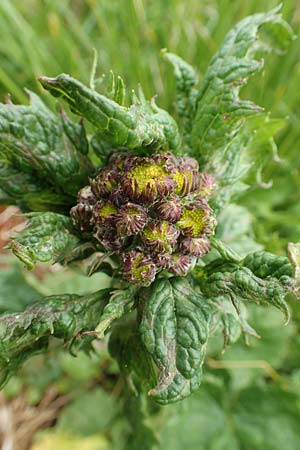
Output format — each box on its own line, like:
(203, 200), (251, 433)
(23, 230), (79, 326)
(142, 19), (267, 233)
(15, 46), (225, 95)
(242, 250), (293, 281)
(94, 288), (135, 338)
(233, 384), (300, 450)
(109, 322), (157, 392)
(162, 50), (197, 141)
(139, 277), (211, 404)
(123, 392), (159, 450)
(39, 74), (180, 153)
(188, 6), (294, 205)
(11, 212), (80, 269)
(61, 110), (89, 155)
(57, 387), (119, 436)
(209, 296), (248, 348)
(0, 263), (40, 313)
(159, 380), (300, 450)
(159, 386), (238, 450)
(212, 114), (286, 211)
(0, 91), (92, 198)
(0, 154), (73, 212)
(216, 204), (263, 256)
(288, 242), (300, 295)
(196, 255), (292, 322)
(0, 288), (110, 388)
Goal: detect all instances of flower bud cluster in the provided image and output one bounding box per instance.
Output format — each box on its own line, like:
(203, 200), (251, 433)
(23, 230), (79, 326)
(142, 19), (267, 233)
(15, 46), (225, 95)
(70, 152), (216, 286)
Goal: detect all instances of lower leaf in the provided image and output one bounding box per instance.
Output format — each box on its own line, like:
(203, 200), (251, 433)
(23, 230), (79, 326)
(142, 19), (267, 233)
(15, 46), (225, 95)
(139, 277), (211, 404)
(0, 288), (110, 387)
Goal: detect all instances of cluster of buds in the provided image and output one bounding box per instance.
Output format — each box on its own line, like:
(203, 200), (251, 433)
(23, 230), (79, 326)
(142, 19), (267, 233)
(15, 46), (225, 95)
(70, 152), (216, 286)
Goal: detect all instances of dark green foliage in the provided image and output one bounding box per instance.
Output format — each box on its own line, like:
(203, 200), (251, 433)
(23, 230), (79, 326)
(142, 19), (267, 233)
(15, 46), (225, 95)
(139, 277), (211, 403)
(39, 74), (180, 154)
(196, 247), (297, 323)
(0, 91), (92, 210)
(0, 8), (298, 436)
(10, 212), (80, 269)
(0, 289), (111, 388)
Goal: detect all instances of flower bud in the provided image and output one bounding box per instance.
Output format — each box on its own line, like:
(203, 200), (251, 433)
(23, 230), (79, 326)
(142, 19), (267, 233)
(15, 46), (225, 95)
(156, 195), (182, 223)
(115, 203), (148, 236)
(71, 150), (216, 286)
(109, 186), (129, 207)
(141, 220), (179, 253)
(202, 213), (217, 236)
(94, 228), (126, 252)
(77, 185), (96, 204)
(90, 166), (118, 197)
(180, 157), (199, 172)
(170, 156), (200, 196)
(70, 203), (93, 232)
(153, 252), (173, 270)
(122, 249), (156, 286)
(169, 254), (195, 276)
(179, 236), (210, 257)
(176, 199), (215, 237)
(93, 200), (117, 227)
(121, 162), (177, 204)
(152, 152), (178, 173)
(197, 173), (216, 198)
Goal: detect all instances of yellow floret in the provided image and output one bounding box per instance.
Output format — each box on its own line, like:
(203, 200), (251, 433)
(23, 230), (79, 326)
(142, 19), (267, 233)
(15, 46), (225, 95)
(98, 204), (117, 216)
(177, 208), (206, 237)
(128, 163), (168, 192)
(143, 221), (169, 241)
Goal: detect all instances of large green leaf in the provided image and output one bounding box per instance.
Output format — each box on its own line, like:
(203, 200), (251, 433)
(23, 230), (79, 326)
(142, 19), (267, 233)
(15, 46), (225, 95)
(0, 91), (92, 200)
(0, 288), (110, 387)
(159, 380), (300, 450)
(109, 322), (157, 392)
(10, 212), (80, 269)
(39, 74), (180, 153)
(139, 277), (211, 404)
(196, 249), (295, 322)
(187, 6), (294, 207)
(162, 50), (197, 140)
(0, 154), (73, 212)
(57, 387), (119, 436)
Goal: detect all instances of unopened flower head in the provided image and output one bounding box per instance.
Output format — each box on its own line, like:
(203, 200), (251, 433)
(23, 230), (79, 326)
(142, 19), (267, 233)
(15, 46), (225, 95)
(70, 151), (216, 286)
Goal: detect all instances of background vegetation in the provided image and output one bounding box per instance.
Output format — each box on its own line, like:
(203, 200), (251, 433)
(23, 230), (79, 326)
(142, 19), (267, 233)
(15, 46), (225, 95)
(0, 1), (299, 449)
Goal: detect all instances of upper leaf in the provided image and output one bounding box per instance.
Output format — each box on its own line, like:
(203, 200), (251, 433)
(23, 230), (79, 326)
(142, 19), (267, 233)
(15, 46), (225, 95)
(139, 277), (211, 404)
(0, 151), (73, 212)
(185, 6), (294, 206)
(10, 212), (80, 269)
(0, 91), (92, 200)
(39, 74), (180, 154)
(162, 50), (198, 140)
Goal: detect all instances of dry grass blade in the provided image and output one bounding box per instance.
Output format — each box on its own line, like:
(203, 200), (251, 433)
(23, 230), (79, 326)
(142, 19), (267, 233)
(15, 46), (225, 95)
(0, 389), (69, 450)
